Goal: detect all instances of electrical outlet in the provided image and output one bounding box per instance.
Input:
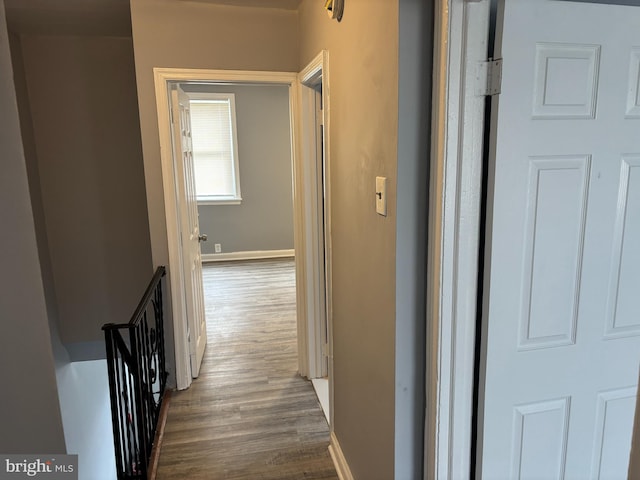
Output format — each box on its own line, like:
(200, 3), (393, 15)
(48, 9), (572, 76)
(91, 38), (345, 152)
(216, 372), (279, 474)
(214, 243), (222, 253)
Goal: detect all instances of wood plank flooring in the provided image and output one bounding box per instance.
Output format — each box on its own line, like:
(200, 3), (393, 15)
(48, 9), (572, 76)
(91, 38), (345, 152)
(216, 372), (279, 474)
(156, 259), (338, 480)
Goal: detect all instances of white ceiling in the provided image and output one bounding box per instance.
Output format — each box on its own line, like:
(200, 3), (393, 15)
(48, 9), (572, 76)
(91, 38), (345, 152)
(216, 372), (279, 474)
(3, 0), (302, 36)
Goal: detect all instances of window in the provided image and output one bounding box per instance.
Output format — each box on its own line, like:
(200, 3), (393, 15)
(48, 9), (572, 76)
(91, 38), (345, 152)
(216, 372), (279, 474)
(188, 93), (241, 204)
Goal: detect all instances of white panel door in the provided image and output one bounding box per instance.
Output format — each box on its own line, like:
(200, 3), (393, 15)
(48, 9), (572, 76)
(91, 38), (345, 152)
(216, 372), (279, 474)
(170, 85), (207, 378)
(480, 1), (640, 478)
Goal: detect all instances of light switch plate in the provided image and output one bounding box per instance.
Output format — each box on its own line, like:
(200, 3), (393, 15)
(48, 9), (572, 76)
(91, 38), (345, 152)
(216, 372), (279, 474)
(376, 176), (387, 216)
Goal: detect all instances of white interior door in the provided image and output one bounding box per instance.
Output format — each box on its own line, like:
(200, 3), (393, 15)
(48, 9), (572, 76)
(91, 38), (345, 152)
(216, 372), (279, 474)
(170, 85), (207, 378)
(480, 1), (640, 478)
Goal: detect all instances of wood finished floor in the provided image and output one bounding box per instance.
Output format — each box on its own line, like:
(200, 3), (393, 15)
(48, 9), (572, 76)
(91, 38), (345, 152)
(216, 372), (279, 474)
(156, 259), (338, 480)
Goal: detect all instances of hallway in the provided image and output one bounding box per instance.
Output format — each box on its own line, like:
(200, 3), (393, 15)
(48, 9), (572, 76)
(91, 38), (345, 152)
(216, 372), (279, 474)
(156, 259), (337, 479)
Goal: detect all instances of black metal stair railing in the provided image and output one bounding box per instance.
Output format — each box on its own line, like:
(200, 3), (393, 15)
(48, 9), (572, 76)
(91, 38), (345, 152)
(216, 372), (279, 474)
(103, 266), (169, 480)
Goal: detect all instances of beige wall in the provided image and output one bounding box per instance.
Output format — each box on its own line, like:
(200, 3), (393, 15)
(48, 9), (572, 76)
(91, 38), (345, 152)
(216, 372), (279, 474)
(298, 2), (399, 478)
(130, 0), (299, 268)
(0, 0), (66, 453)
(18, 34), (152, 351)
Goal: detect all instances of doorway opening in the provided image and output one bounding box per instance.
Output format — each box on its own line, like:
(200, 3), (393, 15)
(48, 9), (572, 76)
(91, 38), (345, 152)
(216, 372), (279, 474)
(175, 79), (296, 380)
(153, 66), (334, 431)
(307, 81), (329, 421)
(299, 52), (332, 426)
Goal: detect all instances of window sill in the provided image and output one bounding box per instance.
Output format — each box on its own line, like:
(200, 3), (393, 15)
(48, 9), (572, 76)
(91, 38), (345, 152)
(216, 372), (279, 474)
(197, 197), (242, 206)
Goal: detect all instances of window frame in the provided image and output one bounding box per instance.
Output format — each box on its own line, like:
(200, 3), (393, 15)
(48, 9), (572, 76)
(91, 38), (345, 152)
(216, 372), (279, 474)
(186, 91), (242, 205)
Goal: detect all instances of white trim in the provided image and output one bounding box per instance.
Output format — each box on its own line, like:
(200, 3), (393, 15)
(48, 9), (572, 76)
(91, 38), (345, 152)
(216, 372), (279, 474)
(425, 1), (490, 479)
(299, 51), (330, 380)
(154, 68), (299, 84)
(154, 73), (191, 390)
(197, 198), (242, 206)
(329, 432), (354, 480)
(291, 79), (310, 379)
(201, 249), (294, 262)
(296, 53), (323, 378)
(297, 51), (335, 428)
(299, 51), (325, 85)
(153, 68), (300, 392)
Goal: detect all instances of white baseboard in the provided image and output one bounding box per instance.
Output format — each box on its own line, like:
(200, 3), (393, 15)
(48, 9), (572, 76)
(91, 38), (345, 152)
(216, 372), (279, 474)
(329, 432), (354, 480)
(201, 249), (294, 263)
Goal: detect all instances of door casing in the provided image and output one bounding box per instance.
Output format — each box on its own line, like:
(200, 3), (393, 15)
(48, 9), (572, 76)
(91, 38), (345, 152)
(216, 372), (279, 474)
(298, 51), (332, 382)
(298, 52), (334, 432)
(425, 0), (493, 477)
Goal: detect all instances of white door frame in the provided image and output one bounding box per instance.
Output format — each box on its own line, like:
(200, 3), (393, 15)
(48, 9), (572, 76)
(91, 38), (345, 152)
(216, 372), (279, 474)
(153, 68), (312, 391)
(297, 51), (332, 382)
(297, 51), (335, 431)
(425, 0), (490, 478)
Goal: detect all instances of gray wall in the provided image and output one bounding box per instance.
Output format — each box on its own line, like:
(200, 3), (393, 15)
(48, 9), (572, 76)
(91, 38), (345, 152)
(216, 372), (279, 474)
(183, 84), (294, 255)
(395, 0), (432, 477)
(9, 25), (137, 471)
(6, 16), (151, 470)
(8, 30), (70, 372)
(298, 1), (433, 477)
(298, 2), (399, 478)
(0, 0), (66, 453)
(16, 34), (152, 355)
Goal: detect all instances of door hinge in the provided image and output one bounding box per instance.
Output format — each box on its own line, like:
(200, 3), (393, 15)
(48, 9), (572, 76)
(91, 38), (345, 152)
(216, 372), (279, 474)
(476, 58), (502, 96)
(322, 342), (329, 357)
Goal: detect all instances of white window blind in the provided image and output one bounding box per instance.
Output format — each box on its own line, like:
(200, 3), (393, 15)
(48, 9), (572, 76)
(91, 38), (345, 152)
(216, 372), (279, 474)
(189, 94), (241, 203)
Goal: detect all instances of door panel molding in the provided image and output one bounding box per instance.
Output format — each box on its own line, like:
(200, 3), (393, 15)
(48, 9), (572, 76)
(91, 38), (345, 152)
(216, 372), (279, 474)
(518, 155), (590, 351)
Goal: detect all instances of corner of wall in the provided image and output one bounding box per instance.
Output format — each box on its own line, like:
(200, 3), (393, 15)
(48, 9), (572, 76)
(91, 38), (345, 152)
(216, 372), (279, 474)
(395, 0), (433, 478)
